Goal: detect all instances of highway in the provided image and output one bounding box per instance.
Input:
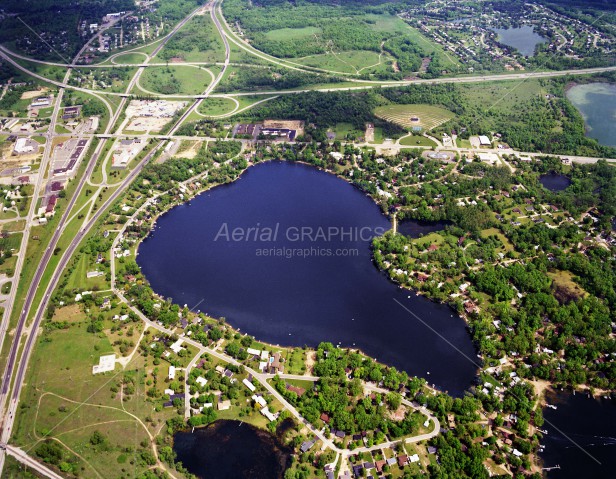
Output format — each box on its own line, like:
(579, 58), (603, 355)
(2, 43), (616, 101)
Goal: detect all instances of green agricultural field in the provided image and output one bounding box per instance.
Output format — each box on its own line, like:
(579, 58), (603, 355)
(375, 104), (455, 130)
(140, 66), (214, 95)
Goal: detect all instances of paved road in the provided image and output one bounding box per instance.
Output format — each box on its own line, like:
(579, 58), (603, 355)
(4, 445), (65, 479)
(2, 43), (615, 101)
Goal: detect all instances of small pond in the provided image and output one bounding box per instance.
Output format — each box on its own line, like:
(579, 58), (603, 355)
(539, 173), (571, 192)
(492, 25), (547, 57)
(173, 420), (292, 479)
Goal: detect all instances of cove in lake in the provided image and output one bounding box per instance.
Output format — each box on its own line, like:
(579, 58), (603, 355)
(539, 173), (571, 192)
(540, 391), (616, 478)
(492, 25), (546, 57)
(566, 83), (616, 148)
(173, 420), (292, 479)
(137, 161), (477, 395)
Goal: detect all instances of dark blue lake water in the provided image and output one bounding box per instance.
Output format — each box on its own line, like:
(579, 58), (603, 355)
(137, 161), (477, 395)
(174, 420), (292, 479)
(540, 391), (616, 478)
(540, 173), (571, 192)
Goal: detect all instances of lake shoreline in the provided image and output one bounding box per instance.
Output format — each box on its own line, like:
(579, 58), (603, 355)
(134, 158), (478, 394)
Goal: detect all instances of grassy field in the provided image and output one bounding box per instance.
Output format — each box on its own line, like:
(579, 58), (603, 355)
(64, 254), (109, 291)
(111, 52), (148, 65)
(460, 80), (546, 111)
(157, 14), (226, 63)
(399, 135), (438, 147)
(10, 319), (163, 479)
(198, 97), (239, 116)
(332, 122), (365, 141)
(140, 65), (213, 95)
(296, 50), (392, 75)
(480, 227), (516, 253)
(374, 104), (455, 130)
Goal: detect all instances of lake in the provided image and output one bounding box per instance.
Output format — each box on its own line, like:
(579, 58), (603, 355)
(174, 420), (292, 479)
(137, 161), (477, 395)
(566, 83), (616, 148)
(492, 25), (546, 57)
(540, 173), (571, 192)
(540, 391), (616, 478)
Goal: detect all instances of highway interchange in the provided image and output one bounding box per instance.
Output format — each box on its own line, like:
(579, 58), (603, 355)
(0, 0), (614, 477)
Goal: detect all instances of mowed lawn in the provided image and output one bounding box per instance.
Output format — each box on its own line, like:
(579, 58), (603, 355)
(399, 134), (437, 147)
(65, 254), (109, 291)
(140, 65), (214, 95)
(375, 104), (455, 130)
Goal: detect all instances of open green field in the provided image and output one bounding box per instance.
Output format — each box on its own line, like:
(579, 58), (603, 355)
(111, 52), (149, 65)
(296, 50), (392, 75)
(375, 104), (455, 130)
(10, 320), (166, 479)
(64, 254), (108, 291)
(265, 26), (322, 41)
(399, 134), (437, 147)
(157, 14), (226, 63)
(332, 122), (364, 141)
(460, 80), (546, 110)
(140, 65), (214, 95)
(198, 97), (239, 116)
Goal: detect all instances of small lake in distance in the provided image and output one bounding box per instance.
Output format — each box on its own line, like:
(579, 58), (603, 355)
(137, 161), (478, 396)
(540, 391), (616, 478)
(492, 25), (546, 57)
(566, 83), (616, 148)
(174, 420), (292, 479)
(540, 173), (571, 192)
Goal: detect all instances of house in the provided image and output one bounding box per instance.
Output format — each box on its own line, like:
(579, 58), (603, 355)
(320, 413), (330, 424)
(375, 460), (386, 473)
(168, 366), (176, 380)
(218, 400), (231, 411)
(260, 406), (278, 422)
(252, 394), (267, 407)
(397, 455), (409, 467)
(409, 454), (420, 463)
(268, 352), (284, 374)
(427, 244), (439, 252)
(242, 378), (256, 392)
(286, 383), (305, 396)
(300, 439), (315, 453)
(427, 446), (438, 454)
